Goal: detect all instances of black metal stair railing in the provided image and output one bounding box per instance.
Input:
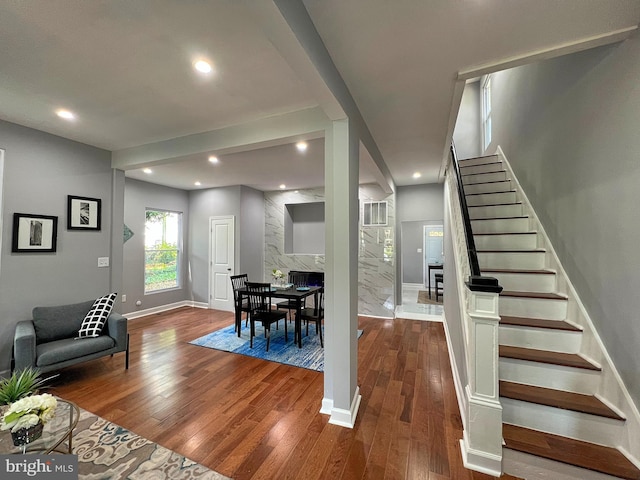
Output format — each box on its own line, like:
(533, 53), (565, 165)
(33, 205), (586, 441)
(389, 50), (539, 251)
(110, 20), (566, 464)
(450, 144), (502, 294)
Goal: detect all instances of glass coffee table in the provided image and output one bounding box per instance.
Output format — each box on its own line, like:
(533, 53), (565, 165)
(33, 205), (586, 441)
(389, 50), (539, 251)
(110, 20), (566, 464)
(0, 398), (79, 454)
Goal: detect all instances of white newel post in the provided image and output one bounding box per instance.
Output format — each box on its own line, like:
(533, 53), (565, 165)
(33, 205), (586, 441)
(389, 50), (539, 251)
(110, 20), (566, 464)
(461, 286), (503, 476)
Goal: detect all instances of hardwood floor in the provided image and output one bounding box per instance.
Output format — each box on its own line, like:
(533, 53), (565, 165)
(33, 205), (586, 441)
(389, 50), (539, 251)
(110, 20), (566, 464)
(51, 307), (521, 480)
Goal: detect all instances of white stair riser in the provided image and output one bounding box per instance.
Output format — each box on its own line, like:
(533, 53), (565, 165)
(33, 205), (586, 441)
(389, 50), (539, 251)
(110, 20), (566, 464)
(466, 191), (517, 206)
(502, 399), (624, 447)
(474, 233), (537, 250)
(500, 325), (582, 353)
(479, 251), (545, 270)
(500, 296), (567, 320)
(459, 156), (499, 167)
(460, 162), (504, 175)
(469, 203), (523, 219)
(499, 358), (600, 394)
(487, 271), (557, 293)
(504, 448), (626, 480)
(462, 171), (508, 185)
(464, 181), (512, 195)
(471, 218), (530, 234)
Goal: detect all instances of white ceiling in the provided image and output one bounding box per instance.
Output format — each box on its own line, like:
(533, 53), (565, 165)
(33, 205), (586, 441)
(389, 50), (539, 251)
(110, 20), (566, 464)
(1, 1), (639, 191)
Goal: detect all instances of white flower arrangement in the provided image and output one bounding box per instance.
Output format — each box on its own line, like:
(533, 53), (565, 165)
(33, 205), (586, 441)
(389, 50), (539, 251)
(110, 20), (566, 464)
(0, 393), (57, 432)
(272, 269), (284, 280)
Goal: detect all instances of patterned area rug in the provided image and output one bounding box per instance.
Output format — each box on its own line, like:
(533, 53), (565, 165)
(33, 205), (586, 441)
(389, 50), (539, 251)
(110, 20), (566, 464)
(417, 290), (443, 305)
(74, 408), (230, 479)
(190, 323), (362, 372)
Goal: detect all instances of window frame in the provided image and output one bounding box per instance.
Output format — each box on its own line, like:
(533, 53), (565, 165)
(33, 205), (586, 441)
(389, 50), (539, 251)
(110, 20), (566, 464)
(481, 74), (492, 151)
(362, 201), (388, 227)
(144, 208), (182, 294)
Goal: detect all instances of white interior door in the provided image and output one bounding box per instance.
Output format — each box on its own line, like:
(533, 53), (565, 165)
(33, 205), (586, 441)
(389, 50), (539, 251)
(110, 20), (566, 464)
(423, 225), (444, 286)
(209, 216), (235, 311)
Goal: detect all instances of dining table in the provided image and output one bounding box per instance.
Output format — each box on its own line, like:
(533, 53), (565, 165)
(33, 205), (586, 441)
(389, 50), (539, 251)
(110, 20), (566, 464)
(235, 285), (322, 348)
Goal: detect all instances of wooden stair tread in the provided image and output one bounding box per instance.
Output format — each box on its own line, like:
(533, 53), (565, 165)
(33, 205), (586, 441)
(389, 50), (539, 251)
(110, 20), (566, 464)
(464, 180), (511, 186)
(500, 381), (624, 420)
(461, 168), (506, 176)
(465, 190), (516, 196)
(482, 268), (554, 275)
(503, 424), (640, 479)
(471, 216), (528, 221)
(499, 345), (601, 370)
(468, 201), (523, 207)
(459, 154), (499, 162)
(473, 231), (536, 236)
(500, 290), (567, 300)
(478, 249), (545, 253)
(500, 315), (581, 332)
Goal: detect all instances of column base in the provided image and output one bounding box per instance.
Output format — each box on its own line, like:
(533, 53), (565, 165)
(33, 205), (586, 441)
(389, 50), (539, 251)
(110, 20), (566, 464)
(460, 433), (502, 477)
(328, 386), (361, 429)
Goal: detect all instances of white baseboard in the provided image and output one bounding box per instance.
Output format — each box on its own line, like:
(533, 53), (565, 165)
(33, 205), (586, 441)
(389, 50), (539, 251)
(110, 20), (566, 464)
(320, 397), (333, 416)
(125, 300), (207, 320)
(0, 369), (10, 379)
(328, 386), (362, 429)
(460, 434), (503, 477)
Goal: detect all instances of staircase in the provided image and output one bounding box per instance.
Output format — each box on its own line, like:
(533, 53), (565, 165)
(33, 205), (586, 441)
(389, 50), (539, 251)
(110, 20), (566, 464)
(459, 153), (640, 480)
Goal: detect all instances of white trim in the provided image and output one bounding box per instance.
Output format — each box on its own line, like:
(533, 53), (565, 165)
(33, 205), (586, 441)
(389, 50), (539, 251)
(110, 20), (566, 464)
(0, 149), (4, 279)
(458, 26), (637, 81)
(125, 301), (207, 320)
(328, 386), (362, 429)
(442, 313), (468, 432)
(0, 369), (10, 379)
(320, 397), (333, 415)
(460, 434), (503, 477)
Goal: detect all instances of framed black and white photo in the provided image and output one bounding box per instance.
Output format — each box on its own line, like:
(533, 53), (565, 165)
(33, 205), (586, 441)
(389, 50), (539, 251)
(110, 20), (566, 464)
(67, 195), (101, 230)
(12, 213), (58, 253)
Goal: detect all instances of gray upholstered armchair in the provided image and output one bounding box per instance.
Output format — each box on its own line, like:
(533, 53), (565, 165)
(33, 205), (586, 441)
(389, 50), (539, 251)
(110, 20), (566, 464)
(13, 299), (129, 374)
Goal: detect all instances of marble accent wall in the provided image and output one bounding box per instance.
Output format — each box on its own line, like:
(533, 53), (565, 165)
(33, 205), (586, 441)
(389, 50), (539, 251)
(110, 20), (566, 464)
(264, 186), (395, 318)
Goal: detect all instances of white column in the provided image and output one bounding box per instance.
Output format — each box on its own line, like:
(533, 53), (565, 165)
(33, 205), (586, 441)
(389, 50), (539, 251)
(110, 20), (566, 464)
(321, 118), (361, 428)
(460, 289), (503, 476)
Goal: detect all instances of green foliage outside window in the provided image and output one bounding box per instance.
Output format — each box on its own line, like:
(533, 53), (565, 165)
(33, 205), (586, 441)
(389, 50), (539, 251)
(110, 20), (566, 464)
(145, 210), (180, 293)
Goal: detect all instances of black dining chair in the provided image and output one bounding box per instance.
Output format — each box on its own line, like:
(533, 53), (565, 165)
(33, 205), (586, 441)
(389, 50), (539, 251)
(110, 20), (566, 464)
(298, 288), (324, 347)
(230, 274), (251, 334)
(246, 282), (288, 351)
(434, 272), (444, 302)
(276, 272), (308, 321)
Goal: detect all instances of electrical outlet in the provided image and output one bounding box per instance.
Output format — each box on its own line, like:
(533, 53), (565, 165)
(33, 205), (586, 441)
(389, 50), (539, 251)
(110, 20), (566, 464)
(97, 257), (110, 267)
(122, 294), (127, 303)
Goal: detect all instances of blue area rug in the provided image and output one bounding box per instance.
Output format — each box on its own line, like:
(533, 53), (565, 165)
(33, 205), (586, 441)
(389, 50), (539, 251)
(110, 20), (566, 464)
(189, 323), (362, 372)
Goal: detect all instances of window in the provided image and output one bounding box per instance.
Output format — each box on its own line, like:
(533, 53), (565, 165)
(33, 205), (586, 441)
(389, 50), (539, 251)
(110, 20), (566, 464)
(482, 75), (492, 151)
(362, 201), (388, 226)
(144, 209), (181, 293)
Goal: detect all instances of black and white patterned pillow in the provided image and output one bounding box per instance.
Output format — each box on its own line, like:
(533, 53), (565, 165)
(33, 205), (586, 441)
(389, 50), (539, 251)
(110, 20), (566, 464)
(78, 293), (117, 338)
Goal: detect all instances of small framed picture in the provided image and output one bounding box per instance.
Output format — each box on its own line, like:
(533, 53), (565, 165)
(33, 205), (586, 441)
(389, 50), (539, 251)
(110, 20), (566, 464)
(67, 195), (101, 231)
(12, 213), (58, 253)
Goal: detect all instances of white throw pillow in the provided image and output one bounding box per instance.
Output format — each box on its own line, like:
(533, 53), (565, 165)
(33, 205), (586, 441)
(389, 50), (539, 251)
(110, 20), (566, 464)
(78, 293), (117, 338)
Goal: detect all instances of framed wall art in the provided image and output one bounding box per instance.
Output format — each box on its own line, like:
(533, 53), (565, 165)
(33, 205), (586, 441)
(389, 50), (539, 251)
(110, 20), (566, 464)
(12, 213), (58, 253)
(68, 195), (101, 231)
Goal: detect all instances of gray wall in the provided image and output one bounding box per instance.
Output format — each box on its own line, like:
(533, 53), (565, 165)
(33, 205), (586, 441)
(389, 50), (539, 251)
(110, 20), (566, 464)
(188, 186), (243, 304)
(396, 184), (444, 286)
(239, 186), (265, 282)
(123, 178), (190, 314)
(453, 81), (481, 159)
(488, 32), (640, 407)
(0, 120), (113, 374)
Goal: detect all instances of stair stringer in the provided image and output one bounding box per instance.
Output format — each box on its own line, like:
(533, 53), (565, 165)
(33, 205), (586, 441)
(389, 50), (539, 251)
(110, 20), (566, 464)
(495, 145), (640, 472)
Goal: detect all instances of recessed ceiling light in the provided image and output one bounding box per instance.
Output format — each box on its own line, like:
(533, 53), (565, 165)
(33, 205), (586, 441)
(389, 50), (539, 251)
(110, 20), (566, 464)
(208, 155), (219, 164)
(56, 109), (75, 120)
(412, 172), (422, 179)
(143, 168), (152, 174)
(194, 60), (212, 74)
(194, 181), (201, 186)
(296, 141), (308, 152)
(279, 184), (286, 189)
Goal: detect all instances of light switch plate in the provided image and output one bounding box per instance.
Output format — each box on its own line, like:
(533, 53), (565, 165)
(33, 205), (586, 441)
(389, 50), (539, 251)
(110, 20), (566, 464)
(98, 257), (110, 267)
